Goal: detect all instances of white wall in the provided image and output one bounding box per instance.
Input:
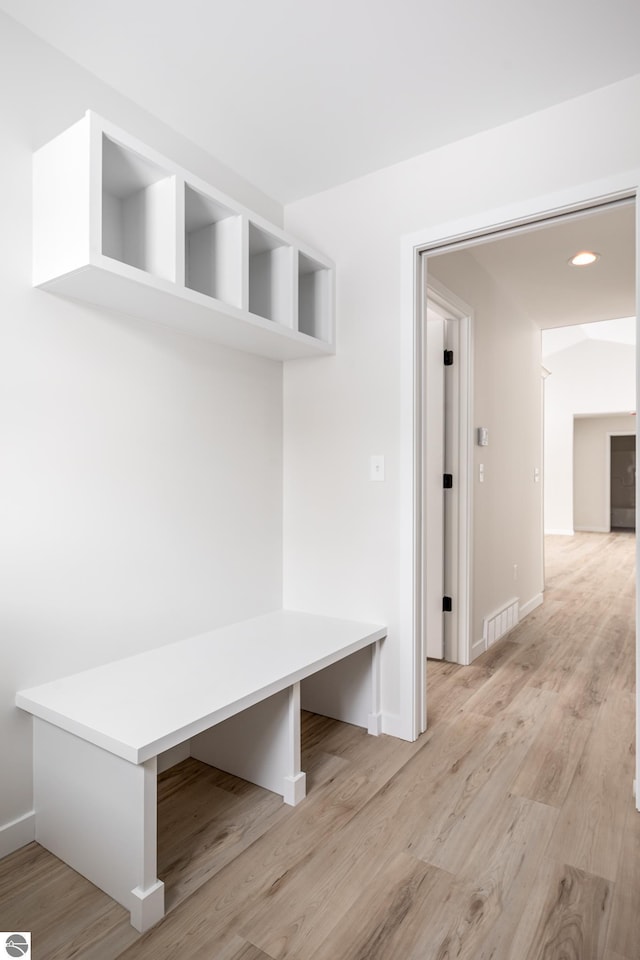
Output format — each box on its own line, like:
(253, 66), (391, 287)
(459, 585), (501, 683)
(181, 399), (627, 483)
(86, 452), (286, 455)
(284, 73), (640, 737)
(0, 14), (285, 852)
(544, 340), (635, 533)
(574, 415), (636, 531)
(427, 250), (544, 649)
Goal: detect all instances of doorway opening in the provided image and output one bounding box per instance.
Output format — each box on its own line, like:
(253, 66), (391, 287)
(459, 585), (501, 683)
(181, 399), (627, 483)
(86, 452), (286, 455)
(543, 316), (636, 538)
(415, 195), (636, 740)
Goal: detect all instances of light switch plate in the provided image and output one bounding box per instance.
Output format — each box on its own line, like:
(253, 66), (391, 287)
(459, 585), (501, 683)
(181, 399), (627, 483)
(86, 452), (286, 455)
(370, 455), (385, 481)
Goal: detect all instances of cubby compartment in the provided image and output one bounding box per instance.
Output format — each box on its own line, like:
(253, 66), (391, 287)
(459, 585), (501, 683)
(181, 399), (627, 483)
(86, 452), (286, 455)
(34, 112), (335, 360)
(102, 135), (176, 281)
(248, 223), (294, 327)
(185, 185), (242, 307)
(298, 253), (331, 342)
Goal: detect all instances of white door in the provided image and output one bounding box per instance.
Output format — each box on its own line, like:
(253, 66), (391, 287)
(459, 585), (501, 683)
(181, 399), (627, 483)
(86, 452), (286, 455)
(425, 306), (445, 659)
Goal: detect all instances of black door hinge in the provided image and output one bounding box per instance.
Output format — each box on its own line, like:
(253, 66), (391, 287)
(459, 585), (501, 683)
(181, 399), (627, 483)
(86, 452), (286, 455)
(443, 474), (453, 489)
(443, 596), (452, 612)
(444, 350), (454, 366)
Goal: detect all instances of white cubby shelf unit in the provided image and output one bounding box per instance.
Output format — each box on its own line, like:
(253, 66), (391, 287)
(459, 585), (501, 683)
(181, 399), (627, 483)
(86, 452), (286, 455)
(32, 112), (335, 361)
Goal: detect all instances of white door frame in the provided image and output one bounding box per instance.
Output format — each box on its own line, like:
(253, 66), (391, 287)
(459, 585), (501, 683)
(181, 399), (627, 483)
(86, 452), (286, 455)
(420, 275), (473, 730)
(400, 173), (639, 807)
(423, 298), (447, 662)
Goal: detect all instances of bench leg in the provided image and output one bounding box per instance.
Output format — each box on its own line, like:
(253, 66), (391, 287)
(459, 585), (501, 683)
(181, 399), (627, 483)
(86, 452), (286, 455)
(283, 682), (306, 805)
(191, 683), (306, 805)
(368, 639), (382, 736)
(33, 719), (164, 932)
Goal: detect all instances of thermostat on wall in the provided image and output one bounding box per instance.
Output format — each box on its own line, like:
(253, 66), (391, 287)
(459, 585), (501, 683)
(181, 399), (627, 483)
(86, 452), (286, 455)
(477, 427), (489, 447)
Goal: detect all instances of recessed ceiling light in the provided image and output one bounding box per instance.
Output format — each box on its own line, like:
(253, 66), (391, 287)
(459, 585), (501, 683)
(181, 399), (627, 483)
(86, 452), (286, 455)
(569, 250), (600, 266)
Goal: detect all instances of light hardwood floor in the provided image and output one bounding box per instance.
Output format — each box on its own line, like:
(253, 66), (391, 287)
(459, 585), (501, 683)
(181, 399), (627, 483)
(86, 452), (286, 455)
(1, 532), (637, 959)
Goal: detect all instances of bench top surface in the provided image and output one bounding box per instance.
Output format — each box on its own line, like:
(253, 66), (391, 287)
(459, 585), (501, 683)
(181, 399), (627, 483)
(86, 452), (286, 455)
(16, 610), (386, 763)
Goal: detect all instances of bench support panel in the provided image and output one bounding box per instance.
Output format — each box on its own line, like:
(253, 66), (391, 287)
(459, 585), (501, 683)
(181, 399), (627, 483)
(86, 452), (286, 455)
(33, 718), (164, 932)
(301, 640), (381, 735)
(191, 683), (306, 805)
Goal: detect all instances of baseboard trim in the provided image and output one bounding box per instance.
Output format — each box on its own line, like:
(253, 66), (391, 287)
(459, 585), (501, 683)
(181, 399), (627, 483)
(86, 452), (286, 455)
(544, 528), (575, 536)
(367, 712), (383, 736)
(519, 593), (544, 620)
(0, 811), (35, 859)
(382, 712), (413, 741)
(470, 637), (487, 662)
(573, 525), (610, 533)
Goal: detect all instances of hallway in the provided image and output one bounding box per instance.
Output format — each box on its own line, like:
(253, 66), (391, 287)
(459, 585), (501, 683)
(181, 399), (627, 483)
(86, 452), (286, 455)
(1, 533), (637, 958)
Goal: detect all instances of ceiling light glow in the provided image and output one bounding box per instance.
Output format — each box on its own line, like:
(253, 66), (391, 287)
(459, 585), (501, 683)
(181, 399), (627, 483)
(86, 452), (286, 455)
(569, 250), (600, 266)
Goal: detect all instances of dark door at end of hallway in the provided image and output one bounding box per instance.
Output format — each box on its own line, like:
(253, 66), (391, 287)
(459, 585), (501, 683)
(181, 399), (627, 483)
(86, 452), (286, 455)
(611, 434), (636, 531)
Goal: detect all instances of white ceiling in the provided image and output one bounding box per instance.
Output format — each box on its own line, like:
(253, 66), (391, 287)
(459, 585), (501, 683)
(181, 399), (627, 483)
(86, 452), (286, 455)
(431, 201), (636, 330)
(542, 317), (636, 360)
(2, 0), (640, 203)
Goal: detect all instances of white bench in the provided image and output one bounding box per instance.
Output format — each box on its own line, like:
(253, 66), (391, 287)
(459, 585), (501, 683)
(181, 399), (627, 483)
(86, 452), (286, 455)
(16, 610), (385, 932)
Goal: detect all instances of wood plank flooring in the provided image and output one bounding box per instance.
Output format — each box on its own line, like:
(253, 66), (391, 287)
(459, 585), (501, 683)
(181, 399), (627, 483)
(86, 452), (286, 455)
(0, 532), (636, 959)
